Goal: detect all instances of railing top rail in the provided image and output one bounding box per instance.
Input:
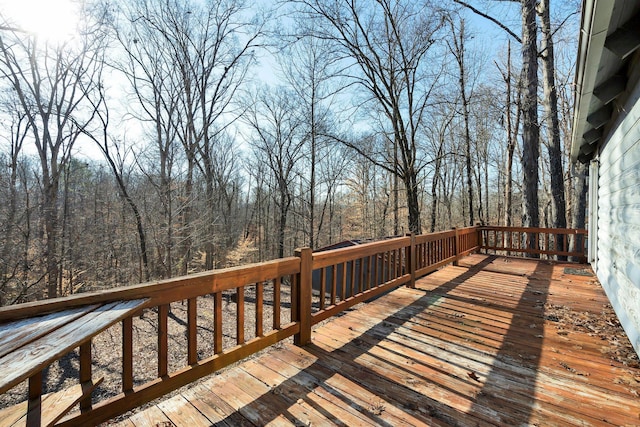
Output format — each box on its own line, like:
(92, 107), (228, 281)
(0, 256), (300, 324)
(312, 235), (411, 269)
(480, 226), (587, 234)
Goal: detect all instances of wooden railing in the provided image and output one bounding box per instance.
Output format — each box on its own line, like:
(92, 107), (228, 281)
(479, 226), (588, 261)
(0, 225), (583, 426)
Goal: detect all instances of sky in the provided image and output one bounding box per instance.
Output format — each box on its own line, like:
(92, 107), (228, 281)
(0, 0), (582, 161)
(0, 0), (80, 42)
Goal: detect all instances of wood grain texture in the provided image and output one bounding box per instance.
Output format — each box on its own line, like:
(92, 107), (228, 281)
(0, 299), (146, 395)
(0, 306), (98, 360)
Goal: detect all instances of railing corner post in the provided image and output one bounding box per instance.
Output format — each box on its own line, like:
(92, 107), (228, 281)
(476, 224), (483, 254)
(408, 233), (416, 288)
(452, 227), (459, 266)
(475, 222), (482, 253)
(294, 247), (312, 346)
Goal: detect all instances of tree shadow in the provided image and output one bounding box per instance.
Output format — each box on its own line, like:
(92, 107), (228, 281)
(466, 257), (552, 425)
(200, 255), (513, 426)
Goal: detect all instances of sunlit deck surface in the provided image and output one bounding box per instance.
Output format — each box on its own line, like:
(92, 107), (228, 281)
(115, 254), (640, 426)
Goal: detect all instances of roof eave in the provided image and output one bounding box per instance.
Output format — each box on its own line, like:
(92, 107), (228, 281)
(570, 0), (617, 162)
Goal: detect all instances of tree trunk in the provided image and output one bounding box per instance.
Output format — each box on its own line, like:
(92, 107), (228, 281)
(503, 41), (514, 228)
(394, 139), (399, 235)
(538, 0), (567, 258)
(277, 188), (289, 259)
(44, 183), (59, 299)
(205, 174), (216, 270)
(520, 0), (540, 233)
(570, 162), (588, 261)
(404, 171), (422, 235)
(430, 157), (441, 233)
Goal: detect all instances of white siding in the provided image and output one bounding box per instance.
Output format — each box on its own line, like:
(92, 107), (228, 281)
(596, 80), (640, 356)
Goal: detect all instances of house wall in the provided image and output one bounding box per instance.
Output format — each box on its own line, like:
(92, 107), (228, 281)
(595, 77), (640, 356)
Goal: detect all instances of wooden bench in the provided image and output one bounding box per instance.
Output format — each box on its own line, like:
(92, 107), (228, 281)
(0, 299), (147, 426)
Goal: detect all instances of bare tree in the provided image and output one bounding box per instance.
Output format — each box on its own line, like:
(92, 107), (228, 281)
(281, 34), (337, 249)
(425, 109), (455, 232)
(77, 70), (152, 282)
(291, 0), (445, 234)
(115, 0), (264, 273)
(0, 108), (29, 304)
(447, 16), (475, 226)
(0, 17), (105, 297)
(495, 40), (522, 228)
(245, 86), (306, 258)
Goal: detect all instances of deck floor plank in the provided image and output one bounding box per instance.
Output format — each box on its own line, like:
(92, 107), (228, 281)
(203, 371), (295, 426)
(122, 254), (640, 426)
(156, 394), (213, 426)
(128, 405), (172, 426)
(317, 304), (625, 426)
(180, 383), (253, 427)
(272, 346), (448, 427)
(242, 354), (380, 427)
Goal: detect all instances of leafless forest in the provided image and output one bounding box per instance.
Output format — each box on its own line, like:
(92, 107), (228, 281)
(0, 0), (585, 305)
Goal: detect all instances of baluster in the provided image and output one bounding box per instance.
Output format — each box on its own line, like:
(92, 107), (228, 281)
(27, 371), (42, 427)
(214, 292), (222, 354)
(371, 254), (378, 287)
(367, 255), (375, 290)
(341, 262), (347, 301)
(273, 278), (281, 330)
(237, 286), (245, 345)
(158, 305), (168, 377)
(386, 250), (392, 282)
(256, 282), (264, 337)
(291, 273), (298, 324)
(320, 267), (326, 310)
(188, 298), (197, 365)
(359, 257), (365, 294)
(122, 317), (133, 392)
(80, 340), (92, 413)
(349, 260), (356, 297)
(331, 265), (337, 305)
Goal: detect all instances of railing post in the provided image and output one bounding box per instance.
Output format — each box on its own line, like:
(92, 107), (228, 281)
(475, 223), (482, 254)
(27, 371), (42, 427)
(79, 340), (92, 412)
(452, 227), (459, 266)
(294, 247), (312, 346)
(407, 233), (416, 288)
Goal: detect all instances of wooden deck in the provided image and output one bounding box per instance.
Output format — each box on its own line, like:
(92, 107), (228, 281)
(115, 254), (640, 426)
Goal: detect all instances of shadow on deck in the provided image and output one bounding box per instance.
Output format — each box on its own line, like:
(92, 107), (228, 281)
(116, 254), (640, 426)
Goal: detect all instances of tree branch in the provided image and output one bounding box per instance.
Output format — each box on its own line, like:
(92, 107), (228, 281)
(453, 0), (522, 43)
